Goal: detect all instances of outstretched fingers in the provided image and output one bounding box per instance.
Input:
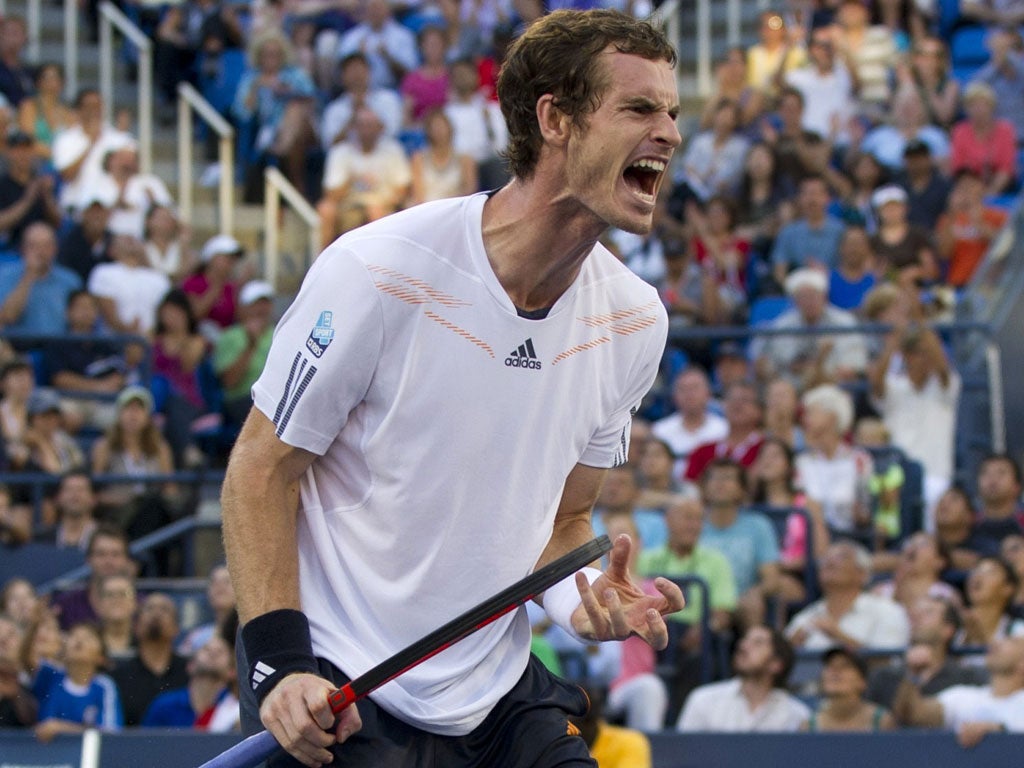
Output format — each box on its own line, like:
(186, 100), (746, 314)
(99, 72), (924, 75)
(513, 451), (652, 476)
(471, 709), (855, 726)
(654, 576), (686, 615)
(576, 570), (610, 639)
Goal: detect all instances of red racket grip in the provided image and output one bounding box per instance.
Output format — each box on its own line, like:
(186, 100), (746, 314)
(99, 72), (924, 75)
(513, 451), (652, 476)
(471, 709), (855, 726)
(328, 683), (357, 714)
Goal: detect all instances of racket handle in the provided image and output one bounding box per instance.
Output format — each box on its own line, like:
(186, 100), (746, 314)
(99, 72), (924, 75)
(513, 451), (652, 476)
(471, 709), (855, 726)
(328, 682), (357, 714)
(197, 729), (279, 768)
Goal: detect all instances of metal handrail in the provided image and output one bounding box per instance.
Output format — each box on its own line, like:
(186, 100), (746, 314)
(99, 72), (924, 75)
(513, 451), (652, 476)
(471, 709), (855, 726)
(649, 0), (682, 91)
(177, 82), (235, 235)
(64, 0), (78, 98)
(26, 0), (40, 63)
(98, 0), (153, 173)
(264, 166), (321, 291)
(37, 516), (224, 594)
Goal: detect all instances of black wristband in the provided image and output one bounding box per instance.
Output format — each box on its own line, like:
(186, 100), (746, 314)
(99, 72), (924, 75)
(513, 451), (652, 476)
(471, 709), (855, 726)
(241, 609), (320, 706)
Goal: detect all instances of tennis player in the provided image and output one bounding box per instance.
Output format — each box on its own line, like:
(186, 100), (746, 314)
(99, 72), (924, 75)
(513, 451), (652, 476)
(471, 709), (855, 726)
(222, 9), (685, 766)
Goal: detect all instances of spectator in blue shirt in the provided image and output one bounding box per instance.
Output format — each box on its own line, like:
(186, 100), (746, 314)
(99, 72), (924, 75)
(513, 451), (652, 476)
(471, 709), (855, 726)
(0, 221), (81, 335)
(32, 623), (122, 741)
(700, 458), (781, 629)
(142, 633), (238, 731)
(771, 175), (847, 286)
(829, 225), (877, 311)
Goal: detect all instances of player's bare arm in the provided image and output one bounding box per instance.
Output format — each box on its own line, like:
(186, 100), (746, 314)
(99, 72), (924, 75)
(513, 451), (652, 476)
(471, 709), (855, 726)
(222, 410), (362, 767)
(538, 462), (684, 650)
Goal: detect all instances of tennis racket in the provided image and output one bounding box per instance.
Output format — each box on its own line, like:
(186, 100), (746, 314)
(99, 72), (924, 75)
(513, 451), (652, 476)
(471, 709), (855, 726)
(198, 535), (612, 768)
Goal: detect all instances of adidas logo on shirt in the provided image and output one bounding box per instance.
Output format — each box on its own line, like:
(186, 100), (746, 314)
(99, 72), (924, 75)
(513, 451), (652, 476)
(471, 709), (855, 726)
(505, 338), (542, 370)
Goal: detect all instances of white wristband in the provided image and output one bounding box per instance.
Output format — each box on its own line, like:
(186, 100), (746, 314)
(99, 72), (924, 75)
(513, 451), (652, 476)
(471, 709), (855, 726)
(542, 567), (603, 642)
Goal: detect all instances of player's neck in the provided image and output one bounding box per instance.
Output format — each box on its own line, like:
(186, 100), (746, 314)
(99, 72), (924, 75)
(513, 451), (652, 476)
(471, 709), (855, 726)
(482, 179), (605, 312)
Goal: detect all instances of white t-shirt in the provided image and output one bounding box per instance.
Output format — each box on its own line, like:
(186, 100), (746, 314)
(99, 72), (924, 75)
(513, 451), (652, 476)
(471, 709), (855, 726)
(320, 89), (403, 149)
(322, 137), (412, 205)
(785, 593), (910, 650)
(938, 685), (1024, 732)
(251, 193), (668, 736)
(444, 96), (508, 163)
(651, 411), (728, 478)
(87, 262), (171, 333)
(874, 365), (961, 483)
(786, 64), (855, 142)
(51, 125), (136, 211)
(102, 174), (174, 239)
(677, 679), (810, 732)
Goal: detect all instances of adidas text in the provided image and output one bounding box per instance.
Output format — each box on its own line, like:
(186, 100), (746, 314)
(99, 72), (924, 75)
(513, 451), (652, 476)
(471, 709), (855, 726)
(505, 356), (542, 369)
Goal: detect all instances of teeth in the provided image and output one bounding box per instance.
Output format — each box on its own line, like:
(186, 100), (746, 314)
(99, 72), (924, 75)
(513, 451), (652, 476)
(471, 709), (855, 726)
(630, 159), (666, 172)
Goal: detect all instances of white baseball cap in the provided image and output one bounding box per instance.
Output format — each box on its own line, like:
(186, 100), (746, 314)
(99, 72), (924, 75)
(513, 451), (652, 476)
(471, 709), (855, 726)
(785, 268), (828, 296)
(239, 280), (274, 306)
(200, 234), (244, 263)
(871, 185), (908, 209)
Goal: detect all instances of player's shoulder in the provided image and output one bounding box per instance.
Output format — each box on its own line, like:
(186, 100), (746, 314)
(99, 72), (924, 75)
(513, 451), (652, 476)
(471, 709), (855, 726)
(580, 242), (666, 314)
(321, 196), (477, 266)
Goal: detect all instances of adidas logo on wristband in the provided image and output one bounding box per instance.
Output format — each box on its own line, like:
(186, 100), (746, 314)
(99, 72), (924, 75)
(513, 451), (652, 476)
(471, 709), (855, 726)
(252, 661), (277, 690)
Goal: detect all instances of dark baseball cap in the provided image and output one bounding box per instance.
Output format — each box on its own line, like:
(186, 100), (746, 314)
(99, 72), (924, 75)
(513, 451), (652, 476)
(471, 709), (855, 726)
(6, 129), (33, 147)
(903, 138), (931, 156)
(823, 646), (869, 680)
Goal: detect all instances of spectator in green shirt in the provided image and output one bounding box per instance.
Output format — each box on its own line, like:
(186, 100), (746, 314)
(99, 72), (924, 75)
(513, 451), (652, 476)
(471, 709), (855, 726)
(637, 496), (738, 721)
(212, 280), (275, 429)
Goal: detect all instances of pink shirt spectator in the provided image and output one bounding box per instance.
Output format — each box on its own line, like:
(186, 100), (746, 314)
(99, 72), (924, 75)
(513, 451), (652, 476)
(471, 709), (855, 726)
(780, 493), (810, 565)
(400, 71), (450, 123)
(610, 578), (660, 691)
(181, 273), (238, 329)
(950, 119), (1018, 184)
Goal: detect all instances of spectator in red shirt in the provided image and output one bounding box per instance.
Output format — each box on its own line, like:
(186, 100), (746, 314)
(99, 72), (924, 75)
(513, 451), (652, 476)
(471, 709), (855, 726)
(950, 82), (1018, 196)
(684, 381), (764, 482)
(936, 169), (1009, 288)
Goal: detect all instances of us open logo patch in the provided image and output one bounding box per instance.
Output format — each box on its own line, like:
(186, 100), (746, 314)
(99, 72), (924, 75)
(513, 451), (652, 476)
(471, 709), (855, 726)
(306, 310), (335, 358)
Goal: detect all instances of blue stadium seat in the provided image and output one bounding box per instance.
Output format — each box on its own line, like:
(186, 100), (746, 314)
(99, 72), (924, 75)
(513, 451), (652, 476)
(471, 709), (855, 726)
(950, 25), (989, 69)
(0, 543), (85, 587)
(749, 296), (793, 326)
(939, 0), (963, 36)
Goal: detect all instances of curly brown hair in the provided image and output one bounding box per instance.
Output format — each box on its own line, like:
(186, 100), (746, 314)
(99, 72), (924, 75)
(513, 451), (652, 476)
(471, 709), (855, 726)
(497, 9), (676, 180)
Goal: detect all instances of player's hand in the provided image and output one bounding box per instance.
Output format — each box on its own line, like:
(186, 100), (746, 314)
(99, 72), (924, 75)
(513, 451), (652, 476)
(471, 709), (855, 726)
(259, 672), (362, 768)
(957, 721), (1002, 749)
(569, 534), (684, 650)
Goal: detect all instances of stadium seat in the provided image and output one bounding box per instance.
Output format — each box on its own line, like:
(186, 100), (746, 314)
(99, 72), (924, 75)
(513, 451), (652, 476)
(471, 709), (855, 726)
(0, 543), (86, 587)
(749, 296), (793, 326)
(950, 25), (989, 82)
(939, 0), (963, 36)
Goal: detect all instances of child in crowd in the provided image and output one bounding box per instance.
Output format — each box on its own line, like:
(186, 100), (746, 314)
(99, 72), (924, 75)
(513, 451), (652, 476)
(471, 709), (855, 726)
(31, 623), (122, 741)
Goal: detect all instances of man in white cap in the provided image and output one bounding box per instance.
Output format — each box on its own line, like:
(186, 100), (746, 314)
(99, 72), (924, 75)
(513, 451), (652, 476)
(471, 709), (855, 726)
(213, 279), (276, 430)
(751, 267), (868, 387)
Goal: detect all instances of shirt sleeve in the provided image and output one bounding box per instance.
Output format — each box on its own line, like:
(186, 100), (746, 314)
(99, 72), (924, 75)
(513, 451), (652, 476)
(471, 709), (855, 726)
(323, 145), (351, 192)
(752, 515), (781, 566)
(709, 551), (739, 611)
(251, 247), (383, 455)
(872, 599), (911, 647)
(212, 327), (247, 374)
(97, 674), (123, 730)
(578, 302), (668, 468)
(52, 130), (89, 172)
(676, 687), (709, 731)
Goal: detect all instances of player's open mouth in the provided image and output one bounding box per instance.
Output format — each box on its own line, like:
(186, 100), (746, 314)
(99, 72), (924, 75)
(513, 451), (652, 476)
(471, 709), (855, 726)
(623, 158), (666, 204)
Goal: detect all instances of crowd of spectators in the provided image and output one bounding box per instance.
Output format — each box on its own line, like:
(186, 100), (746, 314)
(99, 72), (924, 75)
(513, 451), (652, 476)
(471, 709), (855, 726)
(0, 0), (1020, 761)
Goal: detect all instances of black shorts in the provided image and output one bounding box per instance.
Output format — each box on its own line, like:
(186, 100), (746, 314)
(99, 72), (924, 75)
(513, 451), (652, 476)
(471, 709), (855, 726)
(238, 652), (596, 768)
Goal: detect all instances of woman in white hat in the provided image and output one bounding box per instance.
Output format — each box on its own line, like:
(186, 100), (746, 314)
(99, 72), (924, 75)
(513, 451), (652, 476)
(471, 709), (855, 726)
(181, 234), (251, 341)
